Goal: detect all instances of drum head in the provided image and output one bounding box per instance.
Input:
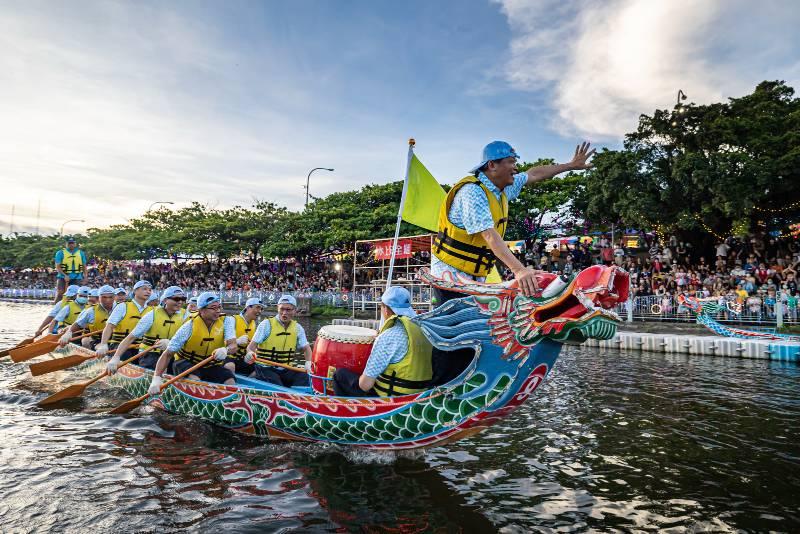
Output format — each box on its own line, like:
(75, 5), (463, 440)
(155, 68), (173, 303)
(317, 325), (377, 343)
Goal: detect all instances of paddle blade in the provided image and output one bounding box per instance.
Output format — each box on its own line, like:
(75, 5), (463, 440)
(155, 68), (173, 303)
(10, 341), (59, 363)
(108, 395), (147, 415)
(29, 354), (92, 377)
(0, 349), (10, 358)
(38, 383), (89, 406)
(18, 337), (35, 347)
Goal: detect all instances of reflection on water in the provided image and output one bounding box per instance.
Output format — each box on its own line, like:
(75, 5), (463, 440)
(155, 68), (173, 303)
(1, 301), (799, 532)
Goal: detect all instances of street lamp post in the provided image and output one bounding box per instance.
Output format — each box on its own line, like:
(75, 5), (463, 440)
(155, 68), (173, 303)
(60, 219), (85, 237)
(305, 167), (334, 208)
(148, 201), (174, 212)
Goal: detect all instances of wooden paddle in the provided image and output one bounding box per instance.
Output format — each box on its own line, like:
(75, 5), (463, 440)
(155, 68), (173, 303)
(108, 353), (217, 415)
(258, 358), (307, 373)
(9, 330), (101, 363)
(1, 335), (52, 358)
(37, 346), (156, 406)
(28, 344), (142, 377)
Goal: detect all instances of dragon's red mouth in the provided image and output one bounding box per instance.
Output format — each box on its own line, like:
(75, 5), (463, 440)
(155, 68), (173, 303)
(532, 266), (629, 324)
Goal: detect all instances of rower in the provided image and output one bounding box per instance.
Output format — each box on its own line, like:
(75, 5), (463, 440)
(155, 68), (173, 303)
(58, 285), (116, 349)
(183, 296), (198, 320)
(114, 287), (128, 305)
(96, 280), (152, 361)
(333, 287), (432, 397)
(33, 284), (78, 337)
(53, 236), (88, 304)
(223, 297), (263, 378)
(429, 140), (594, 384)
(87, 288), (99, 307)
(145, 292), (160, 313)
(106, 286), (187, 372)
(147, 292), (237, 393)
(53, 286), (90, 333)
(246, 295), (311, 387)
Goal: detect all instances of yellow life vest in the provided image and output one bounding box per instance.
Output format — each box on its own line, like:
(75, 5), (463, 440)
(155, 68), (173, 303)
(87, 303), (112, 342)
(58, 300), (84, 328)
(177, 315), (226, 366)
(256, 317), (297, 366)
(232, 314), (256, 360)
(140, 307), (186, 352)
(432, 175), (508, 277)
(110, 301), (146, 343)
(374, 315), (433, 397)
(60, 248), (84, 276)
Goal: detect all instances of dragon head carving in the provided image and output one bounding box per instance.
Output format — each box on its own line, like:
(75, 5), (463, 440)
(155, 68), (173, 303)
(677, 294), (742, 315)
(418, 265), (630, 358)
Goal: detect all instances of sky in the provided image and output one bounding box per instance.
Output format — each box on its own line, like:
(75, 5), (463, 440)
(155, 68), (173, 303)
(1, 0), (798, 235)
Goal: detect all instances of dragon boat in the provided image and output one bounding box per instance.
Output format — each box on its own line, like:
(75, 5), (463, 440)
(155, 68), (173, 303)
(53, 265), (628, 450)
(677, 294), (800, 343)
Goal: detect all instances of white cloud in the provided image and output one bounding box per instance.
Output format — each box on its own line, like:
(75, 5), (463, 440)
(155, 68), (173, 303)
(494, 0), (800, 139)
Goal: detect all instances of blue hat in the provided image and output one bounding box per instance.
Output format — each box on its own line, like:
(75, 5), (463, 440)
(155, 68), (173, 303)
(197, 291), (220, 309)
(132, 280), (152, 291)
(65, 236), (76, 243)
(146, 293), (159, 304)
(65, 285), (80, 297)
(381, 286), (416, 318)
(160, 286), (185, 301)
(98, 285), (115, 296)
(188, 296), (198, 304)
(277, 295), (297, 307)
(469, 141), (520, 174)
(114, 287), (127, 295)
(89, 288), (99, 297)
(244, 297), (262, 308)
(78, 286), (91, 296)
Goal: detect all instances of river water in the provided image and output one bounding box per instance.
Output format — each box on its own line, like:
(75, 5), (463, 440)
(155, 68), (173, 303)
(1, 301), (799, 532)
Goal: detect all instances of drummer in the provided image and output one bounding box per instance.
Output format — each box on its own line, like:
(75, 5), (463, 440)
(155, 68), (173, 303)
(58, 285), (116, 349)
(147, 292), (237, 393)
(332, 286), (432, 397)
(33, 284), (79, 337)
(246, 295), (312, 387)
(53, 286), (90, 333)
(223, 297), (263, 378)
(106, 286), (187, 373)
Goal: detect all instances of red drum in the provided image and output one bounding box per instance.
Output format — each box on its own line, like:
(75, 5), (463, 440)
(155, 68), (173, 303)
(312, 325), (377, 394)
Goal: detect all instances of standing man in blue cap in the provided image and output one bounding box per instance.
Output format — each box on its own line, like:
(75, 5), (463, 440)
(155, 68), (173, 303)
(332, 286), (433, 397)
(246, 295), (312, 387)
(96, 280), (153, 361)
(147, 292), (238, 392)
(53, 236), (88, 304)
(106, 286), (188, 372)
(58, 285), (116, 349)
(429, 140), (594, 385)
(223, 297), (263, 378)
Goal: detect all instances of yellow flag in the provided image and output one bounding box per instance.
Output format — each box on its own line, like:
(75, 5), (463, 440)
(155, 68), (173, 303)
(401, 154), (446, 232)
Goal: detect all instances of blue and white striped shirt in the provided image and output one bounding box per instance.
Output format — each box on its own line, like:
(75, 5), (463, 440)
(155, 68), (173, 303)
(362, 323), (408, 378)
(252, 317), (309, 349)
(431, 171), (527, 281)
(107, 299), (148, 326)
(74, 305), (114, 328)
(166, 316), (236, 353)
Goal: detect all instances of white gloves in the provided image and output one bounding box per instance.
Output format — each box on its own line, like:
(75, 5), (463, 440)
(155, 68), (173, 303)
(58, 331), (72, 347)
(148, 375), (163, 396)
(236, 335), (250, 346)
(81, 337), (93, 348)
(106, 357), (120, 375)
(156, 338), (170, 350)
(213, 347), (229, 361)
(305, 360), (312, 373)
(244, 351), (256, 365)
(95, 343), (109, 357)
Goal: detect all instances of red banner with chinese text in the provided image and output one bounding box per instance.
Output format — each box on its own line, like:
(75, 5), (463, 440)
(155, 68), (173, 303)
(373, 239), (413, 260)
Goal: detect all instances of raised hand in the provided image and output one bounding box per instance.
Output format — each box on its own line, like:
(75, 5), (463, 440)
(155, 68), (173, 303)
(569, 141), (596, 170)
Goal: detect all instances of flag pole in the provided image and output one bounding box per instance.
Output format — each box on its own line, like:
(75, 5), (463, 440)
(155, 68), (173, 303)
(386, 138), (415, 289)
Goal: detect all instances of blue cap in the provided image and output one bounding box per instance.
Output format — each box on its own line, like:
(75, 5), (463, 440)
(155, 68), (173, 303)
(89, 288), (99, 297)
(381, 286), (416, 318)
(197, 291), (220, 309)
(277, 295), (297, 307)
(132, 280), (152, 291)
(160, 286), (185, 301)
(114, 287), (127, 295)
(146, 293), (159, 304)
(469, 141), (520, 173)
(77, 286), (91, 296)
(188, 296), (198, 304)
(64, 285), (79, 297)
(244, 297), (262, 308)
(65, 236), (76, 243)
(98, 285), (115, 296)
